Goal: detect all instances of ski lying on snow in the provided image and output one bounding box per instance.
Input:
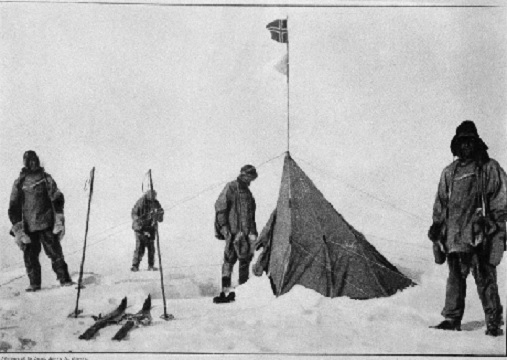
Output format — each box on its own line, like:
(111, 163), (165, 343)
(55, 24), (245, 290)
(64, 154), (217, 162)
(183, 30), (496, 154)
(112, 295), (152, 341)
(79, 297), (128, 340)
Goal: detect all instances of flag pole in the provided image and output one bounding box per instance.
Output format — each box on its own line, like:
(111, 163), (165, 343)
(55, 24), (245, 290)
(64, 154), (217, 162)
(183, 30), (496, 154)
(281, 16), (292, 296)
(286, 15), (290, 153)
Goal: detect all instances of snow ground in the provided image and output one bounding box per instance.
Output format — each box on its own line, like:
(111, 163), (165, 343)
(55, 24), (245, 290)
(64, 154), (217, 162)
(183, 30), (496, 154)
(0, 218), (505, 356)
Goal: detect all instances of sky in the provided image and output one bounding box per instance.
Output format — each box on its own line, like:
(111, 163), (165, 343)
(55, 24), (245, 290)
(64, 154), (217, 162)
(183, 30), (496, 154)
(0, 0), (506, 283)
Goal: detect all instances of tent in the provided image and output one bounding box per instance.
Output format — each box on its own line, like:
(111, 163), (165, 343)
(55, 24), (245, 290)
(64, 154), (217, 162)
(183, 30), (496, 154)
(254, 152), (415, 299)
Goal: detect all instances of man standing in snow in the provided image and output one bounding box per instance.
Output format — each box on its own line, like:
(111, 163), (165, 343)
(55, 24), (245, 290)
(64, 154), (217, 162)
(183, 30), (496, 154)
(214, 165), (258, 302)
(8, 150), (73, 292)
(428, 121), (507, 336)
(131, 189), (164, 272)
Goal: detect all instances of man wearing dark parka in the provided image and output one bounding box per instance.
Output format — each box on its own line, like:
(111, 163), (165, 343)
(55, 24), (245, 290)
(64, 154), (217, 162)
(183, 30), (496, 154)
(8, 150), (73, 292)
(429, 121), (506, 337)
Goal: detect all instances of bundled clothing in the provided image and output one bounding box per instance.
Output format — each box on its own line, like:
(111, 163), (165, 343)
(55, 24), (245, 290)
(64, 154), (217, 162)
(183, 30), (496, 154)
(215, 176), (258, 288)
(9, 168), (64, 232)
(131, 191), (164, 270)
(215, 178), (258, 239)
(432, 159), (507, 257)
(8, 163), (71, 289)
(429, 121), (507, 335)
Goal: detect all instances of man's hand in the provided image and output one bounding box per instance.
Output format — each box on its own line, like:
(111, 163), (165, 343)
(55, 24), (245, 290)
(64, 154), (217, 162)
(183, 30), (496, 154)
(248, 233), (257, 243)
(11, 222), (30, 250)
(473, 212), (497, 236)
(53, 213), (65, 241)
(428, 222), (442, 242)
(221, 226), (231, 241)
(151, 208), (164, 222)
(132, 218), (143, 231)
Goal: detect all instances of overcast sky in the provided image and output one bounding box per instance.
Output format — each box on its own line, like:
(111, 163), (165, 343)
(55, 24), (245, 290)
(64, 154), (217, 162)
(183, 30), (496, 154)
(1, 1), (506, 268)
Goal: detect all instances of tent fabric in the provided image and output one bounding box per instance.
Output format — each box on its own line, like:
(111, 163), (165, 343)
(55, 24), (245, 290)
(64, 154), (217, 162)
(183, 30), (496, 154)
(262, 153), (415, 299)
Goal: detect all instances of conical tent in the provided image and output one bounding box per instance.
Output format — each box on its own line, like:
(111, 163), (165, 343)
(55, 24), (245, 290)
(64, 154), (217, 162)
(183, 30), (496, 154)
(260, 153), (415, 299)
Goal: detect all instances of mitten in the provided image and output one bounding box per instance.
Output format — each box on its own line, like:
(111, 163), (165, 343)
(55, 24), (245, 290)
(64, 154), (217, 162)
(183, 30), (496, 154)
(428, 222), (442, 242)
(221, 226), (231, 241)
(11, 222), (30, 250)
(53, 213), (65, 241)
(155, 209), (164, 222)
(132, 218), (143, 231)
(473, 213), (497, 236)
(252, 261), (264, 277)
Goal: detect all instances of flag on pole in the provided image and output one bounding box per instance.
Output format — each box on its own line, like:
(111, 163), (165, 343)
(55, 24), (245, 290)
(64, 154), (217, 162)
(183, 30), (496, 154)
(266, 19), (288, 43)
(267, 19), (289, 76)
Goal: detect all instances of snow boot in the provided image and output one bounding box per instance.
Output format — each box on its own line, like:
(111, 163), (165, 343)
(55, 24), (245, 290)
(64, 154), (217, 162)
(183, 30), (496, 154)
(213, 291), (235, 304)
(25, 285), (41, 292)
(430, 319), (461, 331)
(485, 327), (503, 337)
(148, 266), (158, 271)
(60, 280), (75, 287)
(131, 266), (139, 272)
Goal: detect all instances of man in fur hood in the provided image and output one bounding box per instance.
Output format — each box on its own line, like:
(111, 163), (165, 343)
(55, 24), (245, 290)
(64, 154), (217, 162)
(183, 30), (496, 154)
(429, 121), (507, 336)
(131, 189), (164, 272)
(8, 150), (73, 292)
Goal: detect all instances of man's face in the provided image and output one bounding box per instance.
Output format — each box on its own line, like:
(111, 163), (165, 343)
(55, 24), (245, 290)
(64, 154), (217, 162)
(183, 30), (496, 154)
(241, 174), (256, 185)
(28, 159), (38, 171)
(459, 137), (476, 160)
(25, 156), (39, 171)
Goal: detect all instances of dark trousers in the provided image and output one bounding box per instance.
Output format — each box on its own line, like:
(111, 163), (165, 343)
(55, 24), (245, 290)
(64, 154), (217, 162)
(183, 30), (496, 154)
(132, 231), (155, 268)
(442, 252), (503, 328)
(222, 233), (253, 288)
(24, 228), (71, 287)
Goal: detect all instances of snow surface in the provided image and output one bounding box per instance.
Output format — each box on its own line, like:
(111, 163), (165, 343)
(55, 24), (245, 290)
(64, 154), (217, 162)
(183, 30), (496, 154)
(0, 204), (505, 356)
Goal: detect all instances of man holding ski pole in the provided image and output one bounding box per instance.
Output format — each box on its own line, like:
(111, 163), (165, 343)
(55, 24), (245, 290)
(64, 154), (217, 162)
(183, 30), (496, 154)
(213, 165), (258, 303)
(131, 189), (164, 272)
(8, 150), (73, 292)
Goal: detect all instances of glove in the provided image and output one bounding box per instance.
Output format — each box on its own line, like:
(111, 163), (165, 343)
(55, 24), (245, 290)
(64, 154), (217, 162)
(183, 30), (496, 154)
(53, 213), (65, 241)
(221, 226), (231, 241)
(132, 218), (143, 232)
(472, 212), (497, 236)
(11, 222), (30, 250)
(248, 234), (259, 252)
(428, 222), (443, 242)
(252, 261), (264, 277)
(154, 209), (164, 222)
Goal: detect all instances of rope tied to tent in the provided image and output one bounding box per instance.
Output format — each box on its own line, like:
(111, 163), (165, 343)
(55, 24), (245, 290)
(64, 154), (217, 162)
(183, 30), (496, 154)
(293, 155), (427, 224)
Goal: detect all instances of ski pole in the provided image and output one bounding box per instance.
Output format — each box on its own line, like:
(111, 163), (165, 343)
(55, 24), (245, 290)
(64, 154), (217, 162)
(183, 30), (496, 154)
(148, 170), (173, 320)
(72, 167), (95, 318)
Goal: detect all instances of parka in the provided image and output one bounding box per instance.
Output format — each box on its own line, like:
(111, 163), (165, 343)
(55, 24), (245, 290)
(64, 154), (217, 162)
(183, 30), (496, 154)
(214, 178), (257, 239)
(8, 168), (64, 232)
(131, 193), (164, 233)
(432, 158), (507, 261)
